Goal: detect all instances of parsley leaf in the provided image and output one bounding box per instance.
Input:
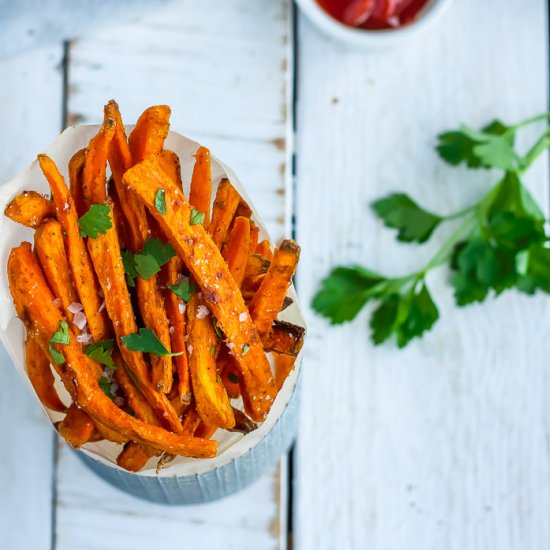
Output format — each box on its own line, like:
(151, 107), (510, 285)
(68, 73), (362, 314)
(49, 320), (70, 364)
(372, 193), (442, 243)
(190, 208), (205, 225)
(155, 188), (166, 214)
(369, 284), (439, 347)
(121, 328), (183, 357)
(50, 320), (70, 345)
(122, 238), (176, 283)
(78, 204), (112, 238)
(436, 120), (516, 170)
(242, 343), (250, 355)
(134, 252), (161, 280)
(168, 279), (197, 302)
(122, 249), (138, 287)
(84, 339), (115, 369)
(312, 266), (385, 324)
(49, 344), (65, 365)
(99, 376), (114, 399)
(517, 245), (550, 295)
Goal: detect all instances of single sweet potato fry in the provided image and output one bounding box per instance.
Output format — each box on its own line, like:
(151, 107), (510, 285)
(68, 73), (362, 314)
(58, 404), (97, 448)
(4, 190), (56, 228)
(249, 239), (300, 340)
(243, 253), (271, 291)
(209, 178), (241, 248)
(122, 159), (277, 421)
(113, 353), (159, 426)
(274, 353), (295, 391)
(163, 256), (191, 404)
(181, 406), (202, 435)
(34, 219), (79, 325)
(86, 206), (181, 432)
(229, 408), (258, 434)
(219, 348), (241, 399)
(222, 216), (250, 288)
(117, 441), (161, 472)
(68, 148), (86, 217)
(8, 244), (216, 457)
(194, 422), (217, 439)
(256, 239), (273, 262)
(249, 222), (260, 251)
(264, 320), (305, 357)
(37, 154), (110, 343)
(106, 101), (174, 393)
(95, 420), (129, 444)
(128, 105), (171, 163)
(82, 116), (115, 206)
(159, 150), (182, 188)
(187, 294), (235, 429)
(25, 333), (66, 412)
(189, 146), (212, 228)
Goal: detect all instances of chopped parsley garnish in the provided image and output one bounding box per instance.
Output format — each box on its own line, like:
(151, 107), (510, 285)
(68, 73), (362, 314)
(155, 188), (166, 214)
(84, 339), (115, 369)
(190, 208), (205, 225)
(121, 328), (182, 357)
(78, 204), (112, 238)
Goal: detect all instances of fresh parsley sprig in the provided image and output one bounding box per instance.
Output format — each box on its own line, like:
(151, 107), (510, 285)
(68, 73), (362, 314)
(78, 204), (112, 238)
(313, 112), (550, 348)
(122, 237), (176, 286)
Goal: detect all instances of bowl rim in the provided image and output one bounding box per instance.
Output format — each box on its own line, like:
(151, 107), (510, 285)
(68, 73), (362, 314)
(294, 0), (452, 47)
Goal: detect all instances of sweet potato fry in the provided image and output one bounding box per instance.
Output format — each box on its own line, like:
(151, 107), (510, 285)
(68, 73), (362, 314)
(8, 244), (216, 457)
(128, 105), (171, 163)
(25, 333), (66, 412)
(113, 353), (159, 426)
(256, 239), (273, 261)
(163, 256), (191, 403)
(194, 422), (217, 439)
(243, 253), (271, 291)
(249, 222), (260, 251)
(219, 350), (240, 399)
(4, 190), (55, 228)
(209, 178), (241, 248)
(187, 294), (235, 429)
(181, 406), (202, 435)
(229, 408), (258, 434)
(235, 199), (253, 220)
(34, 219), (79, 324)
(82, 116), (115, 207)
(249, 239), (300, 340)
(68, 149), (86, 217)
(95, 420), (128, 444)
(106, 101), (174, 393)
(222, 216), (250, 287)
(117, 441), (154, 472)
(86, 206), (181, 432)
(189, 146), (212, 228)
(37, 154), (110, 342)
(58, 404), (97, 449)
(122, 159), (277, 421)
(264, 320), (305, 357)
(274, 353), (295, 391)
(159, 150), (182, 188)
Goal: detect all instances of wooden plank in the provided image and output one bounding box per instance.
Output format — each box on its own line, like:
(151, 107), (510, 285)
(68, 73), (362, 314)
(0, 44), (64, 550)
(295, 1), (550, 549)
(57, 1), (292, 549)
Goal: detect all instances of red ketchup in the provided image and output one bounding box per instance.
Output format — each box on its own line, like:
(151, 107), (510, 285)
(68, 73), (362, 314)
(316, 0), (430, 30)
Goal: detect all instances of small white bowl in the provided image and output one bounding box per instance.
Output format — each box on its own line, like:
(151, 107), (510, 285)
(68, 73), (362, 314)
(295, 0), (452, 49)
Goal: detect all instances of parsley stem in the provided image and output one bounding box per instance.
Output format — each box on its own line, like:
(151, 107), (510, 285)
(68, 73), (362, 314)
(422, 214), (477, 273)
(510, 111), (550, 131)
(442, 204), (477, 221)
(520, 130), (550, 171)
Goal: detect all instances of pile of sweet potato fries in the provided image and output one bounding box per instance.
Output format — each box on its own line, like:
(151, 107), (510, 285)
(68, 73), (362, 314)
(5, 101), (303, 472)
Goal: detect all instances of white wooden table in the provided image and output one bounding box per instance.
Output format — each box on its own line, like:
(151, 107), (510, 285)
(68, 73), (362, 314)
(0, 1), (548, 548)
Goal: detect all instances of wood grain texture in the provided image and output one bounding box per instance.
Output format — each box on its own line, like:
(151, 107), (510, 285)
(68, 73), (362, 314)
(0, 44), (64, 550)
(295, 1), (550, 549)
(57, 1), (292, 549)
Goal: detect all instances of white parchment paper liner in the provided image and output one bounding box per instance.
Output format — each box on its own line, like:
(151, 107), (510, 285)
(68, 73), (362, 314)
(0, 125), (305, 477)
